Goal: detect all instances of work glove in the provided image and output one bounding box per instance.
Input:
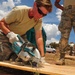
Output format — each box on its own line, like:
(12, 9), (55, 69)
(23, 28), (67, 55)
(6, 32), (19, 43)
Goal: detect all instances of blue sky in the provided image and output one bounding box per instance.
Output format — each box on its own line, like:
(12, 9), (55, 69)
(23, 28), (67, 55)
(0, 0), (74, 44)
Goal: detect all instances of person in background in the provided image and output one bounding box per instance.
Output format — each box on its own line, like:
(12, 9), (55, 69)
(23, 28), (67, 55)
(0, 0), (52, 65)
(69, 42), (74, 56)
(55, 0), (75, 65)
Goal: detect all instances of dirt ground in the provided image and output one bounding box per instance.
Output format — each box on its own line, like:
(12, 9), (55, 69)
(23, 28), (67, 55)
(0, 51), (75, 75)
(45, 52), (75, 67)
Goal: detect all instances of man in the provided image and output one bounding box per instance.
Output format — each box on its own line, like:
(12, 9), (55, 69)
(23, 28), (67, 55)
(55, 0), (75, 65)
(0, 0), (52, 65)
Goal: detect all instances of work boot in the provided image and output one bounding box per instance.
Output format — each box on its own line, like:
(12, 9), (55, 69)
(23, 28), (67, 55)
(55, 58), (65, 65)
(56, 53), (65, 65)
(40, 57), (50, 65)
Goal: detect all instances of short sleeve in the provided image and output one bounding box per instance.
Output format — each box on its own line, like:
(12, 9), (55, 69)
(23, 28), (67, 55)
(4, 7), (17, 24)
(34, 19), (42, 31)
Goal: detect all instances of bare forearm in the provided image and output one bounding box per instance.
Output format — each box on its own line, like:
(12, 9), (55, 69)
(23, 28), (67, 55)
(0, 21), (10, 34)
(36, 37), (44, 57)
(35, 30), (45, 57)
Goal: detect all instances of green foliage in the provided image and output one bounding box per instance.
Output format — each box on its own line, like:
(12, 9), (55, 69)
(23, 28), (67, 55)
(49, 42), (59, 49)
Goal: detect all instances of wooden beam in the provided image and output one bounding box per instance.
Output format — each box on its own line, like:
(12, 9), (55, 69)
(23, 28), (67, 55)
(0, 62), (75, 75)
(65, 55), (75, 60)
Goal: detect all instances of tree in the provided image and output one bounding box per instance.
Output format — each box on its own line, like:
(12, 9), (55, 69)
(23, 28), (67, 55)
(49, 42), (59, 49)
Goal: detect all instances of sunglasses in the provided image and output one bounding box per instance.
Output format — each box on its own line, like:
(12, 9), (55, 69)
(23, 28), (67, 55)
(37, 7), (47, 16)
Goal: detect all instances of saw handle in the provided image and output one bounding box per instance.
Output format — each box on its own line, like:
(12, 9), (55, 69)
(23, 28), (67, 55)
(17, 35), (25, 43)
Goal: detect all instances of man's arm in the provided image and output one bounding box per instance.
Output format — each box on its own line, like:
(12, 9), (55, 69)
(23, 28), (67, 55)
(0, 18), (10, 34)
(35, 30), (44, 57)
(0, 18), (19, 43)
(55, 0), (64, 10)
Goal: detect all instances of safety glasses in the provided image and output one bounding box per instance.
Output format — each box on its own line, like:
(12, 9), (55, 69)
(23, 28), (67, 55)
(37, 7), (47, 16)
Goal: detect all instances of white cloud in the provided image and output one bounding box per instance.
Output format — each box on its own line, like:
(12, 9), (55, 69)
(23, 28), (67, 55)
(46, 38), (59, 44)
(2, 0), (15, 9)
(14, 0), (21, 4)
(0, 10), (9, 19)
(43, 23), (60, 44)
(42, 5), (63, 45)
(0, 0), (15, 10)
(56, 5), (63, 21)
(0, 0), (21, 19)
(56, 9), (62, 21)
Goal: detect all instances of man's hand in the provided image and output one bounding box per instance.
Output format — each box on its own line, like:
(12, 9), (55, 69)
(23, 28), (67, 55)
(7, 32), (19, 43)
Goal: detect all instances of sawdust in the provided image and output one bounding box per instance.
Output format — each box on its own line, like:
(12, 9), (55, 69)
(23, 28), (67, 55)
(45, 52), (75, 67)
(0, 52), (75, 75)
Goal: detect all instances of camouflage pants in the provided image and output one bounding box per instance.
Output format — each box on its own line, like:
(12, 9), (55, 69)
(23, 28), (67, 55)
(58, 5), (75, 53)
(0, 32), (17, 61)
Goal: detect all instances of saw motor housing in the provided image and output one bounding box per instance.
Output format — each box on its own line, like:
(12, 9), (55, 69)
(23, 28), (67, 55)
(11, 35), (41, 66)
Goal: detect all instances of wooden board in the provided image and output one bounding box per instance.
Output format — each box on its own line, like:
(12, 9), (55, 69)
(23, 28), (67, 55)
(0, 62), (75, 75)
(65, 55), (75, 60)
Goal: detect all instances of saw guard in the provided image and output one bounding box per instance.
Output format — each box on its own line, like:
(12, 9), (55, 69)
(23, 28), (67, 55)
(33, 48), (41, 59)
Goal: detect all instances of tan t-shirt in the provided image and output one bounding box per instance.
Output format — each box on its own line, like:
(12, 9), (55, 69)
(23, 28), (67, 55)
(64, 0), (75, 7)
(4, 6), (42, 35)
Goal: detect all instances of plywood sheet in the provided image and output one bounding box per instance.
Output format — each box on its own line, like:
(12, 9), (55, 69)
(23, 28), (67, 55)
(0, 62), (75, 75)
